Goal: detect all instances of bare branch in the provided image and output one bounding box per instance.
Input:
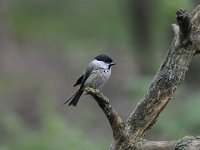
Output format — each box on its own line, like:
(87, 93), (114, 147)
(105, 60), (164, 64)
(175, 136), (200, 150)
(171, 24), (179, 38)
(125, 8), (195, 142)
(85, 87), (124, 139)
(83, 5), (200, 150)
(136, 137), (200, 150)
(171, 24), (180, 46)
(139, 140), (176, 150)
(176, 9), (191, 42)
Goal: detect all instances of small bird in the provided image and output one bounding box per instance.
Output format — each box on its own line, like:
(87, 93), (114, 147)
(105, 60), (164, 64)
(64, 54), (116, 106)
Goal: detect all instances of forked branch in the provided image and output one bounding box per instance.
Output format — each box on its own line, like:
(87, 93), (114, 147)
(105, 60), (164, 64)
(125, 8), (193, 141)
(85, 5), (200, 150)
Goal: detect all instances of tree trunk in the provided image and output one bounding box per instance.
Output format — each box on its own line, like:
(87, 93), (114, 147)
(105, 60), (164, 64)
(85, 5), (200, 150)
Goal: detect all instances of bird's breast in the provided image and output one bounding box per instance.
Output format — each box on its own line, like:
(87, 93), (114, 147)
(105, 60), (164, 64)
(84, 68), (111, 89)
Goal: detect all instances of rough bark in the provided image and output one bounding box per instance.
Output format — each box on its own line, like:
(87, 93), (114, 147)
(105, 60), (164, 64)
(175, 136), (200, 150)
(124, 8), (193, 143)
(86, 5), (200, 150)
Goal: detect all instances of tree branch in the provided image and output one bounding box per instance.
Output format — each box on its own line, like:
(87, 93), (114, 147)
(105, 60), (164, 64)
(125, 8), (194, 142)
(138, 140), (176, 150)
(83, 5), (200, 150)
(176, 9), (191, 42)
(85, 87), (124, 139)
(135, 136), (200, 150)
(175, 136), (200, 150)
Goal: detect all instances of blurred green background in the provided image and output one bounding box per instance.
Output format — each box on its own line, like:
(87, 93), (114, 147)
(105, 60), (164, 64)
(0, 0), (199, 149)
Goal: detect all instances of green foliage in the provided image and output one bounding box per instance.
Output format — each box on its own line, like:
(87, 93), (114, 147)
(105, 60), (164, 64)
(0, 90), (107, 150)
(1, 114), (107, 150)
(8, 0), (129, 45)
(126, 75), (153, 96)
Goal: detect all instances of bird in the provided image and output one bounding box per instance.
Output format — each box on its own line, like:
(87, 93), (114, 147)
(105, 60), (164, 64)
(64, 54), (116, 106)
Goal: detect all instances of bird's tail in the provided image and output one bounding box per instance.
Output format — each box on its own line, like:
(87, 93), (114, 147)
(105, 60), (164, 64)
(64, 88), (83, 106)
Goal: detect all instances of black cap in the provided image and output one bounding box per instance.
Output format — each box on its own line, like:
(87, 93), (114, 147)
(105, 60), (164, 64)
(94, 54), (113, 64)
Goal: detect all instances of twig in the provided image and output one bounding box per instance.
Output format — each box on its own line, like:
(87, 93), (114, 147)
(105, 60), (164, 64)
(85, 87), (124, 139)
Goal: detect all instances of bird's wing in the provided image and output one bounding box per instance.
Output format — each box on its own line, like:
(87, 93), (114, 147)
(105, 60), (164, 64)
(80, 68), (92, 87)
(73, 74), (84, 87)
(79, 63), (95, 88)
(73, 61), (96, 88)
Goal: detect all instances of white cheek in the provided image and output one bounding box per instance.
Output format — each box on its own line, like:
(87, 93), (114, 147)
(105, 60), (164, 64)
(99, 61), (109, 69)
(92, 60), (108, 69)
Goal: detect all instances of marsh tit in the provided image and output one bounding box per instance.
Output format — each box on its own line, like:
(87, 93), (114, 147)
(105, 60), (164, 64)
(64, 54), (116, 106)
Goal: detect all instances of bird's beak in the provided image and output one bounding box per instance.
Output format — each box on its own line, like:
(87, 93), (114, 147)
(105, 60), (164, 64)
(110, 62), (116, 66)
